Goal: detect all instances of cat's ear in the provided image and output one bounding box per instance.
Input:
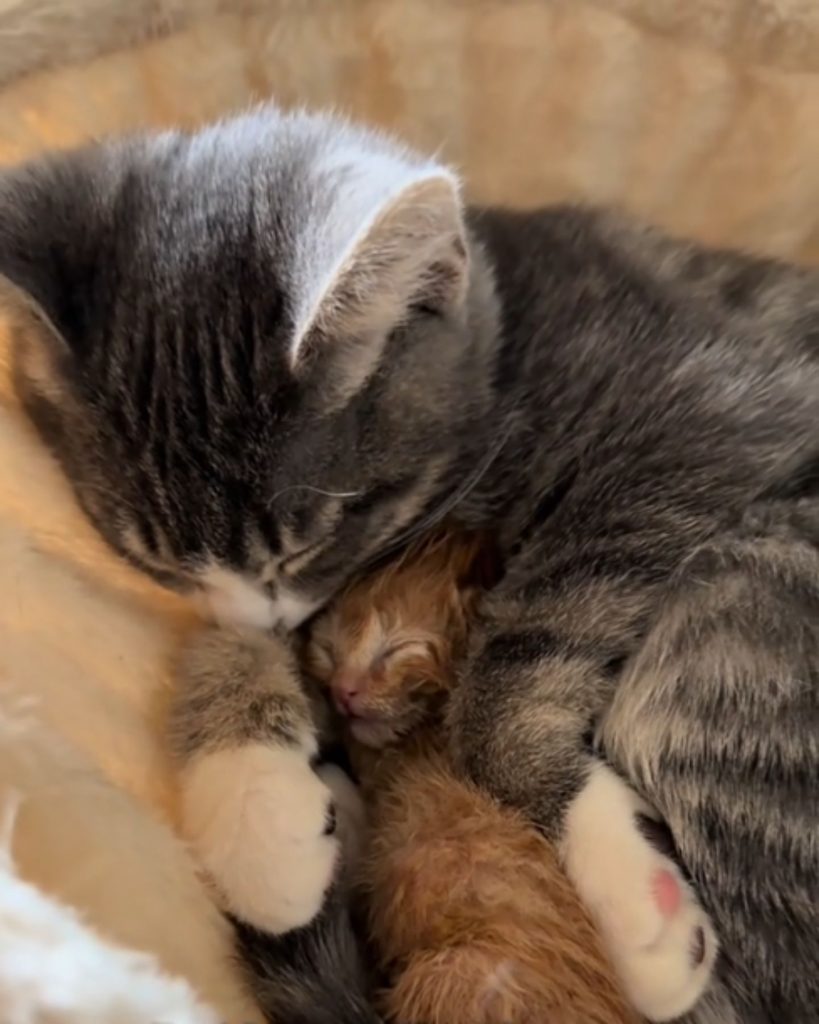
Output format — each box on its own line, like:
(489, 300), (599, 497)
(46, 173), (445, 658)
(289, 166), (468, 398)
(0, 283), (69, 405)
(0, 167), (83, 403)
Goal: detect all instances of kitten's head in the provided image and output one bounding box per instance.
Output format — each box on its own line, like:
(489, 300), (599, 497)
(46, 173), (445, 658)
(306, 529), (493, 747)
(0, 110), (495, 628)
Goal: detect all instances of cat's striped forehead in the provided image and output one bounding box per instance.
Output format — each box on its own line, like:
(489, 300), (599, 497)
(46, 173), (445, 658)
(173, 108), (460, 357)
(3, 107), (477, 631)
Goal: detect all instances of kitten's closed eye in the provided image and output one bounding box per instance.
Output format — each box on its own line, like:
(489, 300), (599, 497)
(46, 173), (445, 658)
(307, 633), (438, 687)
(307, 639), (336, 677)
(376, 639), (436, 665)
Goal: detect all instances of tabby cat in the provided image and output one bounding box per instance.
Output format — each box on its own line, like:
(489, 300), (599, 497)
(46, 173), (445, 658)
(1, 109), (817, 1023)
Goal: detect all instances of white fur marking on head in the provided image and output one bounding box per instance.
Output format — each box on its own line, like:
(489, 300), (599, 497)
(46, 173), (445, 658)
(197, 565), (276, 630)
(198, 566), (322, 631)
(269, 584), (323, 630)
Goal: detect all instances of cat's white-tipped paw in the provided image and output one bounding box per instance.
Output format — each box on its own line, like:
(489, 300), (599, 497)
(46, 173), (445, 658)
(179, 743), (338, 935)
(563, 764), (717, 1022)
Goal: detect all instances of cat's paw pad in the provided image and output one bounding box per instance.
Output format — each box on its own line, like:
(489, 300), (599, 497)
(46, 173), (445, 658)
(564, 765), (717, 1022)
(180, 742), (338, 934)
(608, 863), (715, 1023)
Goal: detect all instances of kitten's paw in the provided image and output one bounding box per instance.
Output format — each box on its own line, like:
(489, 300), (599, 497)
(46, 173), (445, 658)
(180, 742), (338, 934)
(563, 764), (717, 1022)
(315, 763), (367, 867)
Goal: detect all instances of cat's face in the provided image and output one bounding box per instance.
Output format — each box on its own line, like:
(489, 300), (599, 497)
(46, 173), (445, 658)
(0, 111), (491, 629)
(306, 531), (484, 747)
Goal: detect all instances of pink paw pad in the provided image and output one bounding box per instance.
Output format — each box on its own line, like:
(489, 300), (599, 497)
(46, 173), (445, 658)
(653, 868), (682, 917)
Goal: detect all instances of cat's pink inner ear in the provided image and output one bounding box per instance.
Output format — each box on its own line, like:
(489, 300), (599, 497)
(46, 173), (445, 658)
(4, 285), (74, 404)
(288, 171), (468, 396)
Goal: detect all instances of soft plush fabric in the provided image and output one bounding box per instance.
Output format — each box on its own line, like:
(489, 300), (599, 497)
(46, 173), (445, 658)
(0, 396), (264, 1022)
(0, 810), (216, 1024)
(0, 1), (817, 1018)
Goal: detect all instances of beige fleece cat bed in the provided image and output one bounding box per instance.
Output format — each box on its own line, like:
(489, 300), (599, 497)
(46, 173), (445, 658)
(0, 1), (818, 1019)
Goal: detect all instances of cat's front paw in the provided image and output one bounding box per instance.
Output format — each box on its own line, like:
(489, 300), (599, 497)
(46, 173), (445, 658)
(563, 764), (717, 1022)
(179, 742), (339, 934)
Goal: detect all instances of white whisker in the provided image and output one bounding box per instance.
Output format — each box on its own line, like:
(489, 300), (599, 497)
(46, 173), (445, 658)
(269, 484), (362, 505)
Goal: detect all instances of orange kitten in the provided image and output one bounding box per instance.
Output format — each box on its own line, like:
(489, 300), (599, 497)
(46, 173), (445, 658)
(307, 531), (640, 1024)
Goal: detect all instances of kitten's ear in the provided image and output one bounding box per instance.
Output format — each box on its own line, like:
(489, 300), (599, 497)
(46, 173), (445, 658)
(455, 532), (502, 590)
(290, 167), (468, 398)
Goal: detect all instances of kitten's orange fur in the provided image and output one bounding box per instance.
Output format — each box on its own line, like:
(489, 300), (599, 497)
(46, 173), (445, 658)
(308, 531), (640, 1024)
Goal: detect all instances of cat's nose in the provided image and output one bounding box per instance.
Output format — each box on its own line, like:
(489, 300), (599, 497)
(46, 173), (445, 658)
(332, 673), (366, 716)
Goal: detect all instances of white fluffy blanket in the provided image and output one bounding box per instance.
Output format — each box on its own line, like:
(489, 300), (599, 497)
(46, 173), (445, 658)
(0, 798), (215, 1024)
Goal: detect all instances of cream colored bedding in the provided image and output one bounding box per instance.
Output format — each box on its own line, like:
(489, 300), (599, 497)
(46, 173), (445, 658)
(0, 1), (817, 1017)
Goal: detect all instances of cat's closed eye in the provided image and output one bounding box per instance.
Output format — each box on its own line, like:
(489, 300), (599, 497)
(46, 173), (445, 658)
(279, 538), (329, 577)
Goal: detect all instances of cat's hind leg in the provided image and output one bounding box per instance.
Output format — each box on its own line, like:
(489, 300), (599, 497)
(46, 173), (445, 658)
(449, 578), (717, 1021)
(561, 761), (718, 1021)
(600, 518), (819, 1022)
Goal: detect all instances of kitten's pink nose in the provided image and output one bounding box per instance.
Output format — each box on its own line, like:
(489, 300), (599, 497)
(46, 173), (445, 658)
(331, 673), (366, 716)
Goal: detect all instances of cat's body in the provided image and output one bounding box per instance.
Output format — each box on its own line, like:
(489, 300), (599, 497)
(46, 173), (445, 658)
(307, 529), (640, 1024)
(451, 207), (819, 1023)
(0, 110), (817, 1023)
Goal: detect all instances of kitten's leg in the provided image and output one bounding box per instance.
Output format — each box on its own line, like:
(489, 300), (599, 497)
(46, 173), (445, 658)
(314, 762), (368, 868)
(169, 625), (358, 935)
(449, 578), (717, 1021)
(600, 523), (819, 1021)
